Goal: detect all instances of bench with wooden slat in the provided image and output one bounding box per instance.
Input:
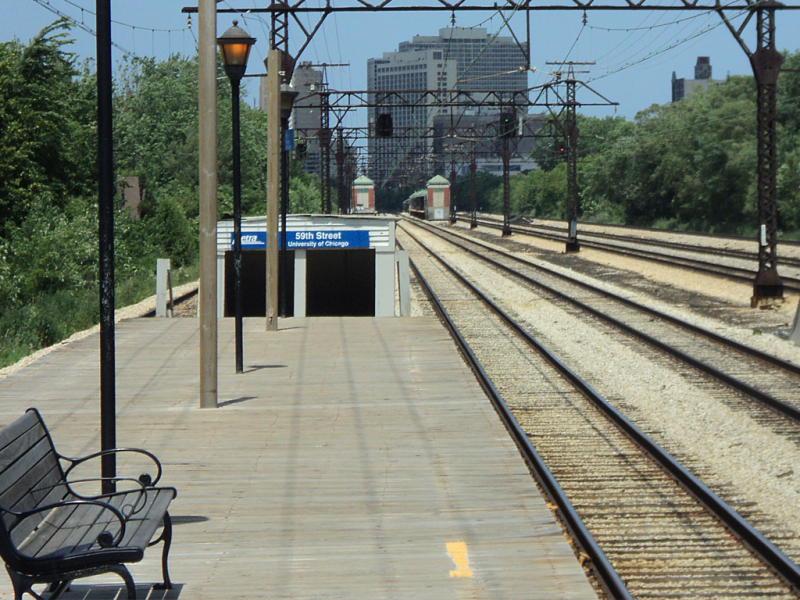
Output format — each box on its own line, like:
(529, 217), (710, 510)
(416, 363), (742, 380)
(0, 409), (176, 600)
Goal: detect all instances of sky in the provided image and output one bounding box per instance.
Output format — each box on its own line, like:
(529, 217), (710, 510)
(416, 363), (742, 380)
(5, 0), (800, 128)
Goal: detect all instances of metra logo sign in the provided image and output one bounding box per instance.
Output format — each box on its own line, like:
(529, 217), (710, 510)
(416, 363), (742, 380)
(230, 230), (369, 249)
(230, 232), (266, 248)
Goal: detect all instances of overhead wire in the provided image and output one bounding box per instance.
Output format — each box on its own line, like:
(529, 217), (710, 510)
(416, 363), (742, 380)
(29, 0), (137, 57)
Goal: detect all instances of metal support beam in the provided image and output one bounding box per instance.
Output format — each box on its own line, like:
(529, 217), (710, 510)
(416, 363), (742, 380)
(271, 5), (289, 52)
(501, 135), (511, 237)
(752, 6), (783, 305)
(336, 128), (345, 214)
(320, 92), (332, 213)
(231, 78), (244, 373)
(96, 0), (116, 491)
(266, 50), (281, 331)
(198, 0), (218, 407)
(565, 76), (580, 253)
(184, 3), (800, 14)
(280, 113), (290, 317)
(470, 156), (478, 229)
(449, 167), (457, 224)
(717, 4), (784, 305)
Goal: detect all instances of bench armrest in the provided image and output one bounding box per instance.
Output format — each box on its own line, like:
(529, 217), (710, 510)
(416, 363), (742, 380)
(3, 500), (128, 548)
(67, 477), (148, 517)
(61, 448), (163, 487)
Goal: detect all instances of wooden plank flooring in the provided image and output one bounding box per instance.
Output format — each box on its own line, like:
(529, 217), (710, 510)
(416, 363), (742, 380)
(0, 317), (597, 599)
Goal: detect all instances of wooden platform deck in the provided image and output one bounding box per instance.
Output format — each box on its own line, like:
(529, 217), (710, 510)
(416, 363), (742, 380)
(0, 317), (597, 600)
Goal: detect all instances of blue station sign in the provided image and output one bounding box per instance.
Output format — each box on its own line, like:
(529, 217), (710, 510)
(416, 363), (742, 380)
(231, 230), (370, 250)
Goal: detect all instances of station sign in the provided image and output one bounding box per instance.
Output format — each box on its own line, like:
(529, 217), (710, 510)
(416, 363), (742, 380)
(231, 230), (370, 250)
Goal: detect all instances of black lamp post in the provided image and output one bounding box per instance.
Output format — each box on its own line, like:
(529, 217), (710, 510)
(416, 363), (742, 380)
(218, 21), (255, 374)
(279, 83), (298, 318)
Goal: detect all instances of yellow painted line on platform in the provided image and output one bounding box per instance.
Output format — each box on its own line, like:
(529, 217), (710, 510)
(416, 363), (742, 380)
(446, 541), (473, 578)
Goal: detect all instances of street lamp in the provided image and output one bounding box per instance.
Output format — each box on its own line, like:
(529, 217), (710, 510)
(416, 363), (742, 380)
(218, 21), (255, 374)
(279, 83), (298, 318)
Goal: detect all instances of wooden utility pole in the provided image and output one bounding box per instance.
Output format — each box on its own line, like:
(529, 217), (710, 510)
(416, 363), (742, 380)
(198, 0), (218, 408)
(266, 49), (281, 331)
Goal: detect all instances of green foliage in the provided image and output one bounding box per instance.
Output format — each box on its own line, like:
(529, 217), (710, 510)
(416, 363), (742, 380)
(289, 168), (323, 214)
(452, 172), (501, 213)
(504, 59), (800, 235)
(0, 20), (95, 231)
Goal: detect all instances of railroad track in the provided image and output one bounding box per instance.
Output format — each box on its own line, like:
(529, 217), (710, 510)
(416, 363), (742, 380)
(458, 213), (800, 291)
(142, 286), (199, 318)
(404, 217), (800, 426)
(399, 225), (800, 599)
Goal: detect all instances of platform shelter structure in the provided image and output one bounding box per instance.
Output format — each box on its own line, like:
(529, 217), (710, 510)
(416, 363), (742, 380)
(216, 214), (401, 319)
(351, 175), (376, 213)
(426, 175), (450, 221)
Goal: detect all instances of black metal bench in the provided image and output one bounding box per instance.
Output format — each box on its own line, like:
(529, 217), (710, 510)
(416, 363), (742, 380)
(0, 409), (177, 600)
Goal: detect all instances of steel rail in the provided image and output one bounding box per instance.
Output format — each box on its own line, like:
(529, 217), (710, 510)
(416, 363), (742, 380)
(398, 242), (634, 600)
(414, 217), (800, 376)
(142, 287), (199, 318)
(402, 225), (800, 592)
(467, 215), (800, 292)
(404, 218), (800, 422)
(468, 213), (800, 267)
(481, 213), (800, 248)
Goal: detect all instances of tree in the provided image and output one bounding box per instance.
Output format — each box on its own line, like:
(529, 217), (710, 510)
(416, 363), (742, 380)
(0, 20), (95, 231)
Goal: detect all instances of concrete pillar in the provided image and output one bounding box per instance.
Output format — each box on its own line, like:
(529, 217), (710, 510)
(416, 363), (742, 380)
(396, 251), (410, 317)
(216, 255), (225, 318)
(156, 258), (171, 317)
(294, 250), (307, 318)
(375, 250), (396, 317)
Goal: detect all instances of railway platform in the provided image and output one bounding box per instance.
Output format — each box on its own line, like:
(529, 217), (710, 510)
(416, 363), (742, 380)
(0, 316), (596, 600)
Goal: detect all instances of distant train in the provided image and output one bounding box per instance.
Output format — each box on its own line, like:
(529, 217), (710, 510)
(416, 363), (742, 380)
(407, 190), (427, 219)
(404, 176), (451, 221)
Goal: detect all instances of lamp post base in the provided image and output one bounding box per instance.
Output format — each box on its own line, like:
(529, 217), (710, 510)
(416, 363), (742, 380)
(565, 239), (581, 254)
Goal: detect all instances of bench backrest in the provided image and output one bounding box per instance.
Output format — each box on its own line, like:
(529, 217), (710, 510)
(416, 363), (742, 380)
(0, 410), (68, 550)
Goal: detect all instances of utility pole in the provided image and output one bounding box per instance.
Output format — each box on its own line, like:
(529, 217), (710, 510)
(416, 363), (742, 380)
(198, 0), (218, 407)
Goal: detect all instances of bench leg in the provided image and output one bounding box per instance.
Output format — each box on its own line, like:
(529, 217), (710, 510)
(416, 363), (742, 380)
(6, 568), (38, 600)
(108, 565), (136, 600)
(45, 580), (71, 600)
(151, 512), (173, 590)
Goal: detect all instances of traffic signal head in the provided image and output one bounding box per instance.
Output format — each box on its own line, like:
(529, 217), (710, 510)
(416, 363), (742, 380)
(376, 113), (393, 138)
(295, 141), (307, 161)
(500, 112), (516, 138)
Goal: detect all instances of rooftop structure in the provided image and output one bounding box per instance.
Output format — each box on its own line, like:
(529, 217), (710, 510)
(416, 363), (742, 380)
(672, 57), (724, 102)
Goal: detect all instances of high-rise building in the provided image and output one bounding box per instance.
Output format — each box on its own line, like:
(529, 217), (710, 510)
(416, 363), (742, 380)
(672, 57), (723, 102)
(367, 27), (528, 186)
